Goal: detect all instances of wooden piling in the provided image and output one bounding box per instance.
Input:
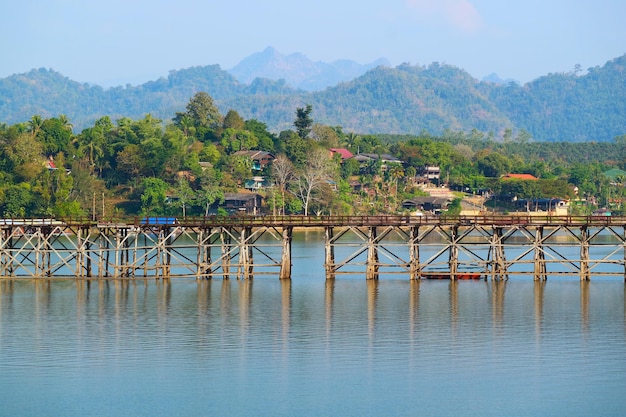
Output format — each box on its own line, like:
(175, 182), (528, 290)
(409, 226), (421, 280)
(580, 226), (590, 281)
(448, 225), (458, 279)
(533, 227), (546, 281)
(221, 227), (232, 280)
(366, 226), (379, 280)
(280, 227), (292, 280)
(324, 226), (335, 279)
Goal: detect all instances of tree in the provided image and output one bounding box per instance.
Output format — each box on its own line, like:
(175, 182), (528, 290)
(75, 116), (113, 176)
(140, 177), (169, 216)
(27, 115), (43, 138)
(1, 184), (33, 217)
(223, 109), (245, 130)
(291, 148), (335, 215)
(271, 154), (295, 215)
(476, 152), (512, 177)
(40, 117), (73, 154)
(387, 164), (405, 195)
(342, 132), (361, 153)
(197, 169), (224, 216)
(223, 154), (252, 186)
(245, 119), (277, 152)
(281, 130), (307, 166)
(294, 104), (313, 139)
(311, 123), (339, 147)
(174, 92), (222, 131)
(116, 144), (143, 187)
(174, 177), (195, 217)
(5, 131), (45, 181)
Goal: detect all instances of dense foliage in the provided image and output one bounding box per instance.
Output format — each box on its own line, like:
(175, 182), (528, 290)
(1, 91), (625, 219)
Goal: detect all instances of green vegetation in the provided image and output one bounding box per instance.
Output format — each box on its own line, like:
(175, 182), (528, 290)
(1, 92), (625, 219)
(1, 55), (625, 142)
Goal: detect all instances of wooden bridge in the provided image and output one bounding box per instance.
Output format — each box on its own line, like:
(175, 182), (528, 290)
(1, 215), (625, 280)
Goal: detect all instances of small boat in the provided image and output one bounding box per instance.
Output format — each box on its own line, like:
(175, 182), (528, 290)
(422, 272), (483, 280)
(456, 272), (483, 280)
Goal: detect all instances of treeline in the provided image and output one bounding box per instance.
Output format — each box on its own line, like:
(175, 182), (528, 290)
(2, 55), (625, 142)
(1, 91), (625, 219)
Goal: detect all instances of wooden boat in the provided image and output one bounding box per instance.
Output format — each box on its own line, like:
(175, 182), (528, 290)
(422, 272), (483, 280)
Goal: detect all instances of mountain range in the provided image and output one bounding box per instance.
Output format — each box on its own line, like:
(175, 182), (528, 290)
(228, 46), (390, 91)
(0, 48), (624, 142)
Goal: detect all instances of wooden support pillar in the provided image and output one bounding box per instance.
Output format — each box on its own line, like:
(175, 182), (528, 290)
(1, 227), (15, 276)
(37, 227), (52, 278)
(197, 228), (212, 279)
(280, 227), (292, 280)
(75, 227), (83, 278)
(155, 229), (164, 279)
(113, 228), (123, 278)
(409, 226), (421, 280)
(238, 227), (253, 280)
(164, 227), (173, 278)
(533, 227), (546, 281)
(221, 227), (232, 280)
(104, 229), (112, 278)
(448, 225), (458, 280)
(142, 230), (149, 278)
(324, 226), (335, 279)
(580, 226), (590, 281)
(489, 227), (507, 281)
(366, 226), (379, 280)
(85, 232), (93, 278)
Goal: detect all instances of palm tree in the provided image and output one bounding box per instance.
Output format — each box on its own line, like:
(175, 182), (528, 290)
(58, 114), (73, 133)
(28, 115), (43, 137)
(342, 132), (361, 153)
(388, 164), (405, 196)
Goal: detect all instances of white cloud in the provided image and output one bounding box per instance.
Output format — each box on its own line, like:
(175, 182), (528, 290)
(405, 0), (483, 33)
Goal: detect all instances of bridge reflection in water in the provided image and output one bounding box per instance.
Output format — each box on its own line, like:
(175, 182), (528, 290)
(1, 215), (625, 280)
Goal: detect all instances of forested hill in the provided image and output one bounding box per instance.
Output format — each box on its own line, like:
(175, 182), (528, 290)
(1, 55), (625, 142)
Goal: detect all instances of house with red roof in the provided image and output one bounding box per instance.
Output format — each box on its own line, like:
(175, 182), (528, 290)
(502, 173), (538, 181)
(330, 148), (354, 161)
(46, 156), (58, 170)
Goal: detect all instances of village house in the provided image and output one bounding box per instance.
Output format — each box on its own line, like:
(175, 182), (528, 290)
(233, 150), (275, 171)
(353, 153), (404, 171)
(401, 196), (453, 214)
(215, 193), (264, 215)
(329, 148), (354, 161)
(502, 173), (538, 181)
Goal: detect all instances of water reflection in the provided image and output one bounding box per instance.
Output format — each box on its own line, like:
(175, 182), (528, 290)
(281, 279), (291, 343)
(367, 279), (378, 341)
(491, 279), (507, 332)
(449, 280), (458, 332)
(409, 279), (420, 338)
(325, 279), (334, 338)
(0, 277), (625, 417)
(580, 280), (590, 334)
(534, 280), (546, 339)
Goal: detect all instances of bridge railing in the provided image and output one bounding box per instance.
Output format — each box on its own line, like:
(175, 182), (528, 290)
(1, 214), (621, 229)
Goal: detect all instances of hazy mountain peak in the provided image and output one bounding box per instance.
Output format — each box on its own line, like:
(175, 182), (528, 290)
(482, 73), (519, 85)
(228, 46), (390, 91)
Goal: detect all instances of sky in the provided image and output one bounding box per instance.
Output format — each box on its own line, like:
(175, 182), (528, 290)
(1, 0), (624, 87)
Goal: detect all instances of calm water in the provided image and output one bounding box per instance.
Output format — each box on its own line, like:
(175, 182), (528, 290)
(1, 236), (625, 417)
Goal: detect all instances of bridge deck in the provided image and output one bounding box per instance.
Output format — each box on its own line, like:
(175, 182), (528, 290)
(1, 216), (625, 280)
(1, 215), (620, 228)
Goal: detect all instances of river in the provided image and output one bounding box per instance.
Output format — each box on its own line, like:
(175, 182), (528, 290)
(0, 235), (625, 417)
